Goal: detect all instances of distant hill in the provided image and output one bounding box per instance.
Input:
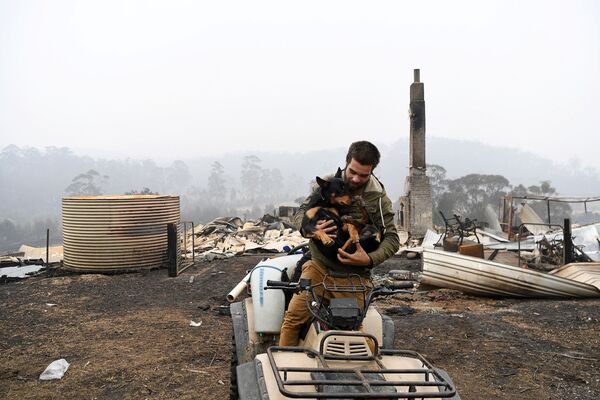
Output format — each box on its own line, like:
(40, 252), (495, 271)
(381, 137), (600, 199)
(1, 138), (599, 224)
(183, 137), (600, 201)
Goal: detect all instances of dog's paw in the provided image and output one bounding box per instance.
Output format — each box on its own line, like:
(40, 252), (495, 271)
(323, 238), (335, 246)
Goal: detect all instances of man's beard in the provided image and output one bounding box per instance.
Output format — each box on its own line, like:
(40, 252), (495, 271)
(346, 180), (367, 192)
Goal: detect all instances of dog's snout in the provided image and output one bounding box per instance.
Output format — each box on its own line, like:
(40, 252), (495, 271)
(338, 195), (352, 205)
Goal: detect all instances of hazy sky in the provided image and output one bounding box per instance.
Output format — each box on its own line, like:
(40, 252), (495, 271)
(1, 0), (599, 169)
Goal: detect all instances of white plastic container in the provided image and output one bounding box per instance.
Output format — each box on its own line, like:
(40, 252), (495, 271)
(250, 254), (303, 333)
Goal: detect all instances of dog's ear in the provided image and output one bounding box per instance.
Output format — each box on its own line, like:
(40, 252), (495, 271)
(316, 176), (329, 188)
(335, 168), (343, 178)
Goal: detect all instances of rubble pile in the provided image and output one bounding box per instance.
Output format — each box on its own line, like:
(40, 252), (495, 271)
(186, 215), (307, 261)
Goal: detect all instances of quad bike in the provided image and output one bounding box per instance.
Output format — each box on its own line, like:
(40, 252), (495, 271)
(228, 252), (460, 399)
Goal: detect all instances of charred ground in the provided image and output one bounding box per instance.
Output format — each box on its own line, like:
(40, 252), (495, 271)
(1, 255), (599, 399)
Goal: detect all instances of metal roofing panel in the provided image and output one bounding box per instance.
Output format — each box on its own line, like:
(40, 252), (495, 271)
(550, 262), (600, 290)
(422, 249), (600, 298)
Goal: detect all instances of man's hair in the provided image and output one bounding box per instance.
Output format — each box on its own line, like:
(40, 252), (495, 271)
(345, 141), (380, 169)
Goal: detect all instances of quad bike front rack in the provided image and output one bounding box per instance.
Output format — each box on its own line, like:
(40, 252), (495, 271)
(266, 332), (457, 399)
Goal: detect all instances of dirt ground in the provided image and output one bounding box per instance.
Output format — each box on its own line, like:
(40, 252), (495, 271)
(1, 254), (599, 400)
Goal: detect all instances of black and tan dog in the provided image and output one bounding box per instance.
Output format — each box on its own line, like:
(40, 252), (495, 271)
(301, 169), (381, 260)
(301, 169), (352, 248)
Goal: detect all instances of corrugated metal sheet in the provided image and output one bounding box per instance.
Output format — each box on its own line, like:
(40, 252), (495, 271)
(520, 203), (548, 235)
(62, 195), (180, 272)
(550, 262), (600, 290)
(422, 249), (600, 298)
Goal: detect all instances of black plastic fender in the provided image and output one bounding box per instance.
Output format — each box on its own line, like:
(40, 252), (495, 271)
(230, 301), (250, 365)
(236, 361), (263, 400)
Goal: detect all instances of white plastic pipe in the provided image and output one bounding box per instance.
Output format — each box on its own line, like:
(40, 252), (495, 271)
(226, 272), (251, 302)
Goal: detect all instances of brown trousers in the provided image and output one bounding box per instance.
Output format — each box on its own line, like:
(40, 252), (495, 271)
(278, 259), (370, 346)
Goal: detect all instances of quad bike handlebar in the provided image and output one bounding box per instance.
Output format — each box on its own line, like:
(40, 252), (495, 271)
(265, 280), (296, 288)
(266, 275), (415, 331)
(266, 278), (414, 295)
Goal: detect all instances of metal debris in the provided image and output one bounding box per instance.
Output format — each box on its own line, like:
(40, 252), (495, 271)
(520, 203), (549, 235)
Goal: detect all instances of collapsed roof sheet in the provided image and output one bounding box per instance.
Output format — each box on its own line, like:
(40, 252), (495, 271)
(550, 262), (600, 290)
(422, 249), (600, 298)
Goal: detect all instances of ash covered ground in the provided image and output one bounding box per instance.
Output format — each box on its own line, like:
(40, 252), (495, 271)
(1, 255), (599, 399)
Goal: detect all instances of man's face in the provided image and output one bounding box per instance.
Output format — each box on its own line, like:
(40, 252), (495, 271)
(344, 158), (373, 192)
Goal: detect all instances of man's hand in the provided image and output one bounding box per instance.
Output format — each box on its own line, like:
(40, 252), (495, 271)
(316, 219), (337, 239)
(337, 242), (372, 267)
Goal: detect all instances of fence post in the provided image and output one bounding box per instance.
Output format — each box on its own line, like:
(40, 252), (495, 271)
(563, 218), (574, 264)
(167, 223), (178, 277)
(46, 228), (50, 275)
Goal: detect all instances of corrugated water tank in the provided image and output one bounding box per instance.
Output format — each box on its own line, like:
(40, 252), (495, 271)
(62, 195), (180, 272)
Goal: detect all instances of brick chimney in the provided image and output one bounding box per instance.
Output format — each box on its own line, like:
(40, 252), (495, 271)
(399, 69), (433, 237)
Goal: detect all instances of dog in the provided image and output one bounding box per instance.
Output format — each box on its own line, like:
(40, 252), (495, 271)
(301, 169), (352, 250)
(301, 169), (381, 261)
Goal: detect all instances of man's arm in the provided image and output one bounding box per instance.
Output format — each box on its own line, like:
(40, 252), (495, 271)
(292, 192), (313, 233)
(292, 186), (337, 238)
(366, 195), (399, 267)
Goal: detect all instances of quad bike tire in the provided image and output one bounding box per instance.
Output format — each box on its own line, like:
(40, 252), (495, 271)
(230, 300), (247, 400)
(229, 333), (239, 400)
(230, 300), (263, 400)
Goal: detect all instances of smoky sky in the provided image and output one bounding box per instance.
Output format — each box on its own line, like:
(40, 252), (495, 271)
(1, 0), (599, 169)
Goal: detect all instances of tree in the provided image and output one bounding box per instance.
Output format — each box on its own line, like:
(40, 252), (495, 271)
(259, 167), (284, 203)
(0, 144), (22, 164)
(437, 174), (511, 224)
(510, 181), (572, 224)
(207, 161), (227, 203)
(0, 219), (19, 245)
(124, 187), (158, 195)
(65, 170), (109, 196)
(426, 164), (448, 225)
(528, 181), (556, 196)
(240, 155), (262, 203)
(270, 168), (284, 200)
(165, 160), (191, 193)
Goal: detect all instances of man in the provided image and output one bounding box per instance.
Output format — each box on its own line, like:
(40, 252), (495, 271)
(279, 140), (399, 346)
